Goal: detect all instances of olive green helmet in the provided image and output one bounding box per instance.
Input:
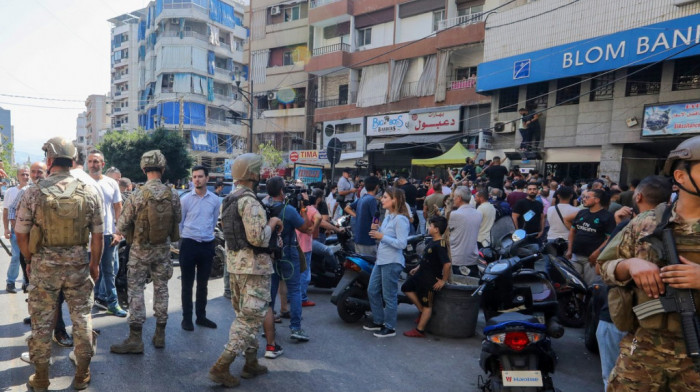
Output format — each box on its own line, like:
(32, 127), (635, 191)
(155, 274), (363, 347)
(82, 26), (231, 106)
(663, 136), (700, 176)
(140, 150), (167, 170)
(42, 137), (76, 160)
(232, 153), (263, 181)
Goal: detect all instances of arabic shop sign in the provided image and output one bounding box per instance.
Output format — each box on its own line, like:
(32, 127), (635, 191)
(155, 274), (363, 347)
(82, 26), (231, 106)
(642, 100), (700, 137)
(477, 13), (700, 92)
(367, 112), (410, 136)
(410, 109), (460, 134)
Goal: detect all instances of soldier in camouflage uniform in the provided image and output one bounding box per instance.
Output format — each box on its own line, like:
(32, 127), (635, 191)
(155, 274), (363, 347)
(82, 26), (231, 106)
(598, 135), (700, 391)
(110, 150), (181, 354)
(16, 137), (104, 391)
(209, 153), (282, 388)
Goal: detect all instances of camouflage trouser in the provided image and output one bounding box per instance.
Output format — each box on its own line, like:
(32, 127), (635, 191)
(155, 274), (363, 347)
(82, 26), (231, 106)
(608, 327), (700, 391)
(28, 263), (94, 364)
(127, 245), (172, 326)
(224, 273), (270, 355)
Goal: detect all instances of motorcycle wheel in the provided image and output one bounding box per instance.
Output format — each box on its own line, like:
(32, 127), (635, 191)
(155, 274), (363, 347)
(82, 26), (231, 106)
(336, 286), (365, 323)
(556, 293), (586, 328)
(584, 298), (599, 354)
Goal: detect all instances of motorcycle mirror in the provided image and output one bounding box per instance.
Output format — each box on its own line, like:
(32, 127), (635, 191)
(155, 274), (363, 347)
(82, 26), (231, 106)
(512, 229), (527, 242)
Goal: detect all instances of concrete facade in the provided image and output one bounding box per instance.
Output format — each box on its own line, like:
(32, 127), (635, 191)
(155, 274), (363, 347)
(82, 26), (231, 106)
(0, 107), (13, 166)
(75, 112), (88, 152)
(84, 94), (111, 147)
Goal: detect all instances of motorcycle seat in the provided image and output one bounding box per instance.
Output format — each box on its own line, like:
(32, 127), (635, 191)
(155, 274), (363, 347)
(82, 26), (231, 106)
(324, 235), (339, 245)
(485, 312), (542, 328)
(358, 254), (376, 263)
(406, 235), (424, 245)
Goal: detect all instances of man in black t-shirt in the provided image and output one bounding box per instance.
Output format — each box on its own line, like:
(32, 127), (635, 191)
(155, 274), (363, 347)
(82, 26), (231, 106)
(480, 156), (508, 190)
(512, 182), (545, 237)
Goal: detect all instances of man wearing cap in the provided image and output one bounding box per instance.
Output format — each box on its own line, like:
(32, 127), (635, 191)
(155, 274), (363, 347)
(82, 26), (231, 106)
(598, 136), (700, 391)
(16, 137), (104, 391)
(111, 150), (181, 354)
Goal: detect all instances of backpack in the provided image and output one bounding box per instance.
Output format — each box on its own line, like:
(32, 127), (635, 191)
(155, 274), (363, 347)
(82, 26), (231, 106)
(35, 179), (90, 250)
(134, 186), (178, 245)
(491, 200), (512, 220)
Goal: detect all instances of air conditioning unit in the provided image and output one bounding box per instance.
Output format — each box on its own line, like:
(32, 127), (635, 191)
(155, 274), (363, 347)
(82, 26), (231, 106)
(494, 121), (515, 134)
(267, 91), (277, 100)
(270, 5), (281, 15)
(324, 124), (336, 138)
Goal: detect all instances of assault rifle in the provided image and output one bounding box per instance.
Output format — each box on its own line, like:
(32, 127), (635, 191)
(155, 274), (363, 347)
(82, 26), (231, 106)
(633, 228), (700, 371)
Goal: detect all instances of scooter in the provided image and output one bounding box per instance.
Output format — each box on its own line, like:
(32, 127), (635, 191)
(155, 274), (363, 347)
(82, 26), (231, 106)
(310, 218), (353, 289)
(477, 230), (563, 392)
(542, 239), (589, 328)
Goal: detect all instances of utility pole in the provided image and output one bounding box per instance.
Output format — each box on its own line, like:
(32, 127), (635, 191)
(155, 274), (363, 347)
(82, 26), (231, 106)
(248, 79), (254, 153)
(178, 95), (185, 136)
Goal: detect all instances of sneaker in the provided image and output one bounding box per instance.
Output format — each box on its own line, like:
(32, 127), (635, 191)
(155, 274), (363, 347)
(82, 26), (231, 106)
(6, 283), (16, 294)
(94, 298), (109, 310)
(181, 319), (194, 331)
(290, 329), (310, 342)
(107, 304), (127, 318)
(403, 328), (426, 338)
(264, 344), (284, 359)
(53, 329), (74, 347)
(20, 352), (53, 365)
(362, 320), (383, 331)
(373, 327), (396, 338)
(301, 300), (316, 307)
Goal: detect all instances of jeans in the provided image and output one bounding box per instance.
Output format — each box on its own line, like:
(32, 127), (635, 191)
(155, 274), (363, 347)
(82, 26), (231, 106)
(179, 238), (215, 320)
(368, 263), (404, 330)
(6, 232), (21, 284)
(596, 320), (626, 391)
(417, 212), (426, 235)
(519, 128), (532, 150)
(312, 239), (337, 271)
(94, 234), (118, 307)
(300, 251), (311, 302)
(271, 245), (302, 330)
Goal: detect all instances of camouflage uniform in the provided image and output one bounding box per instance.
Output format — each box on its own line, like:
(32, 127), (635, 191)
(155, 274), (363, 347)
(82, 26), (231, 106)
(223, 184), (273, 356)
(598, 205), (700, 391)
(16, 172), (104, 364)
(117, 178), (181, 326)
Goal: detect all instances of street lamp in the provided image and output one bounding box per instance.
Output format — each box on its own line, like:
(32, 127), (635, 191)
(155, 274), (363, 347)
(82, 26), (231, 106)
(233, 69), (254, 153)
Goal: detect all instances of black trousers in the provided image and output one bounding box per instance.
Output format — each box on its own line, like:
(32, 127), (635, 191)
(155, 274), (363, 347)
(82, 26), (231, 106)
(179, 238), (215, 320)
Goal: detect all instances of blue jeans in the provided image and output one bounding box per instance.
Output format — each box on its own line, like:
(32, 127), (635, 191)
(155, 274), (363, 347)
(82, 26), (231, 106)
(368, 263), (404, 330)
(271, 245), (302, 330)
(94, 234), (118, 307)
(312, 239), (337, 271)
(596, 320), (627, 390)
(6, 232), (21, 284)
(301, 251), (311, 302)
(417, 213), (426, 235)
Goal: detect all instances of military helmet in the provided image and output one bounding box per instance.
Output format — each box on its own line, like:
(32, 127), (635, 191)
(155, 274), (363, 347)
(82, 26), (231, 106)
(663, 136), (700, 176)
(42, 137), (76, 160)
(232, 153), (263, 181)
(140, 150), (167, 170)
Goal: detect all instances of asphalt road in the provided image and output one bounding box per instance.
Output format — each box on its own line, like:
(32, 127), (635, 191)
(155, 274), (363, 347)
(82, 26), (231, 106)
(0, 244), (603, 392)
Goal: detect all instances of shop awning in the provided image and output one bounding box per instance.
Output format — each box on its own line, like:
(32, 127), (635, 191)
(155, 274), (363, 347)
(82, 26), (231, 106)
(366, 137), (397, 151)
(546, 147), (601, 163)
(387, 133), (460, 145)
(411, 142), (475, 167)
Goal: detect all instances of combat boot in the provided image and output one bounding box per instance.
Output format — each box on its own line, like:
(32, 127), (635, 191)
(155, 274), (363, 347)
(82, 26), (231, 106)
(240, 348), (268, 379)
(72, 356), (91, 390)
(152, 323), (166, 348)
(208, 350), (240, 388)
(110, 324), (144, 354)
(28, 361), (50, 392)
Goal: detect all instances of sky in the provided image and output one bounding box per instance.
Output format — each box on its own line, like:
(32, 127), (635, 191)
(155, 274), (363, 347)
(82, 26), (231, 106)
(0, 0), (151, 163)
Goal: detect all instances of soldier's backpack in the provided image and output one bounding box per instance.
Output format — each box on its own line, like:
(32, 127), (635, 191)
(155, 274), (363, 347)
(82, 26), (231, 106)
(133, 187), (179, 245)
(34, 179), (90, 250)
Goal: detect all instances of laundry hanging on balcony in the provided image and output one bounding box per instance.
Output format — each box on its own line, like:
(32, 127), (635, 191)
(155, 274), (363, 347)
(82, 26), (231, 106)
(208, 24), (220, 46)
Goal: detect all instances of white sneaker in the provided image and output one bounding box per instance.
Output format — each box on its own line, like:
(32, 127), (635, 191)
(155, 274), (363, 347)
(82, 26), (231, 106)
(20, 352), (53, 365)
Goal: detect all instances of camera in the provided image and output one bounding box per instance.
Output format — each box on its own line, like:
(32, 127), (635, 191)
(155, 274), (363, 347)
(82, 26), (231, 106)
(284, 185), (309, 211)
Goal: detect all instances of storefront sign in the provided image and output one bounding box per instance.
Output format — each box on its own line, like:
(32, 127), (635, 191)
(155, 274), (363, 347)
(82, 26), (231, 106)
(478, 13), (700, 92)
(478, 130), (493, 150)
(410, 110), (460, 134)
(367, 112), (410, 136)
(294, 164), (323, 184)
(642, 100), (700, 137)
(224, 158), (233, 180)
(288, 150), (327, 165)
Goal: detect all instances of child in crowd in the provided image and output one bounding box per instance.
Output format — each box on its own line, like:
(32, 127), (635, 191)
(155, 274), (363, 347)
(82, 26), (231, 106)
(402, 216), (451, 338)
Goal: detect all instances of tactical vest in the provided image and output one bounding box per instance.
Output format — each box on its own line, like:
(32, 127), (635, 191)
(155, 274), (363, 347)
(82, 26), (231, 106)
(35, 179), (90, 249)
(221, 188), (257, 252)
(133, 186), (179, 245)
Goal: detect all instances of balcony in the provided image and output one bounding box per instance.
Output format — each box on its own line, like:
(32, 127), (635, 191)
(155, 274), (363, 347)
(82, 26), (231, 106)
(312, 43), (350, 57)
(437, 13), (483, 31)
(310, 0), (342, 8)
(306, 44), (352, 74)
(400, 82), (419, 100)
(208, 118), (244, 135)
(316, 92), (356, 108)
(447, 78), (477, 91)
(309, 0), (352, 25)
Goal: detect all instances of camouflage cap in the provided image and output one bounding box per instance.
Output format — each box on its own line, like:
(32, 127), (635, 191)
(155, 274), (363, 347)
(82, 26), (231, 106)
(663, 135), (700, 176)
(140, 149), (167, 170)
(42, 137), (76, 160)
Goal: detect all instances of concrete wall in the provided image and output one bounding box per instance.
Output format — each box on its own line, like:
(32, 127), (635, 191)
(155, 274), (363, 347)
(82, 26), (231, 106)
(397, 12), (433, 43)
(357, 21), (394, 50)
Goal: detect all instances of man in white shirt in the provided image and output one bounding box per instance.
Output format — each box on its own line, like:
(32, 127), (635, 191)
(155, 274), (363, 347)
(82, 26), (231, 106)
(3, 166), (29, 293)
(474, 190), (496, 247)
(448, 187), (481, 277)
(546, 186), (579, 241)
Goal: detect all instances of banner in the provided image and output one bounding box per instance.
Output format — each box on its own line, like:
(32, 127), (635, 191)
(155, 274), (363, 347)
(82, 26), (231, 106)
(288, 150), (327, 165)
(224, 159), (233, 180)
(642, 100), (700, 137)
(410, 109), (460, 134)
(294, 164), (323, 185)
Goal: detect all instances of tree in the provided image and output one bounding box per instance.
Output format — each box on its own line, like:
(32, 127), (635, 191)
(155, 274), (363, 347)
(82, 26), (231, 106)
(99, 128), (194, 183)
(258, 142), (283, 170)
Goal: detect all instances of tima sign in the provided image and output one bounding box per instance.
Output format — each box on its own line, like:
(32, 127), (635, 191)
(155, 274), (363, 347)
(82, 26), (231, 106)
(477, 13), (700, 92)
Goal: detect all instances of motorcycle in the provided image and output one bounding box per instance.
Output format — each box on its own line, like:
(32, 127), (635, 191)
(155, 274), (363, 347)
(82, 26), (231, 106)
(310, 218), (353, 289)
(541, 239), (588, 328)
(477, 230), (564, 392)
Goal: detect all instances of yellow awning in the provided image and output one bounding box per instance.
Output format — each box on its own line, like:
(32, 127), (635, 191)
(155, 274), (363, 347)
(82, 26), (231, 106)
(411, 142), (475, 167)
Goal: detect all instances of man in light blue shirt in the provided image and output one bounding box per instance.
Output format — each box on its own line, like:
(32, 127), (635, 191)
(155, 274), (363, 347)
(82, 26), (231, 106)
(179, 165), (221, 331)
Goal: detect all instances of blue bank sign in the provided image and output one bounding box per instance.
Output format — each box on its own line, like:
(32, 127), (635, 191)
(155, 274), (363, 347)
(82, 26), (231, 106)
(477, 13), (700, 92)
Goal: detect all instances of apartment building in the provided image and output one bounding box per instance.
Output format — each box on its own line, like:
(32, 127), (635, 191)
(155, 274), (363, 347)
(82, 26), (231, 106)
(305, 0), (491, 171)
(84, 94), (111, 147)
(0, 107), (14, 165)
(75, 112), (88, 151)
(247, 0), (312, 164)
(110, 0), (249, 176)
(477, 0), (700, 184)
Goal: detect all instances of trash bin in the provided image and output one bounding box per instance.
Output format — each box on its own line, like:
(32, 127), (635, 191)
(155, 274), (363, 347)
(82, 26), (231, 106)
(426, 282), (481, 338)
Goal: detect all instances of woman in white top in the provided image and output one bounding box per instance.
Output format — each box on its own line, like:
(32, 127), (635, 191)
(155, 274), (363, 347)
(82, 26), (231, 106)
(546, 186), (580, 240)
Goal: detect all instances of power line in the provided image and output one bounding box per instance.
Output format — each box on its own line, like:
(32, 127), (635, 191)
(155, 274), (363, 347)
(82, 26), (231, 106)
(0, 101), (85, 110)
(0, 93), (85, 103)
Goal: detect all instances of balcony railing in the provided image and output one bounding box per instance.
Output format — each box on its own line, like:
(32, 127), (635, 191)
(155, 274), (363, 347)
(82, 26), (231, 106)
(208, 118), (240, 127)
(437, 13), (483, 31)
(315, 93), (356, 108)
(447, 77), (477, 90)
(310, 0), (342, 9)
(312, 43), (350, 56)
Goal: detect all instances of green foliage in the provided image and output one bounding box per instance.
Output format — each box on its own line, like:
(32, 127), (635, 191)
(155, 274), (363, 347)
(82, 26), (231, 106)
(0, 140), (17, 179)
(99, 128), (194, 183)
(258, 142), (283, 169)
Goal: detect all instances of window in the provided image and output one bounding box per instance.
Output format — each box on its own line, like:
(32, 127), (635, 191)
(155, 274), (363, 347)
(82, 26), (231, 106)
(357, 28), (371, 47)
(498, 86), (519, 112)
(215, 56), (228, 69)
(433, 9), (446, 32)
(526, 82), (549, 109)
(342, 141), (357, 151)
(458, 4), (483, 17)
(283, 51), (293, 66)
(455, 67), (477, 80)
(626, 63), (662, 96)
(673, 56), (700, 91)
(339, 84), (348, 105)
(284, 5), (300, 22)
(556, 77), (581, 105)
(161, 73), (174, 92)
(590, 72), (615, 101)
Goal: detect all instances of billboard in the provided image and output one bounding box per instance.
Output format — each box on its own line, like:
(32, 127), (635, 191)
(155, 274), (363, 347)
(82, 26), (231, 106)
(294, 164), (323, 185)
(642, 100), (700, 137)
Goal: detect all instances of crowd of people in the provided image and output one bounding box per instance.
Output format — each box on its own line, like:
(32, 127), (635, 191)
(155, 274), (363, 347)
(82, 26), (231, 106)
(2, 134), (699, 391)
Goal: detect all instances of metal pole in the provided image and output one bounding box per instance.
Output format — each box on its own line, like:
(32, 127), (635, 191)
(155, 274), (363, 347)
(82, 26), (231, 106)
(330, 162), (336, 189)
(248, 79), (254, 153)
